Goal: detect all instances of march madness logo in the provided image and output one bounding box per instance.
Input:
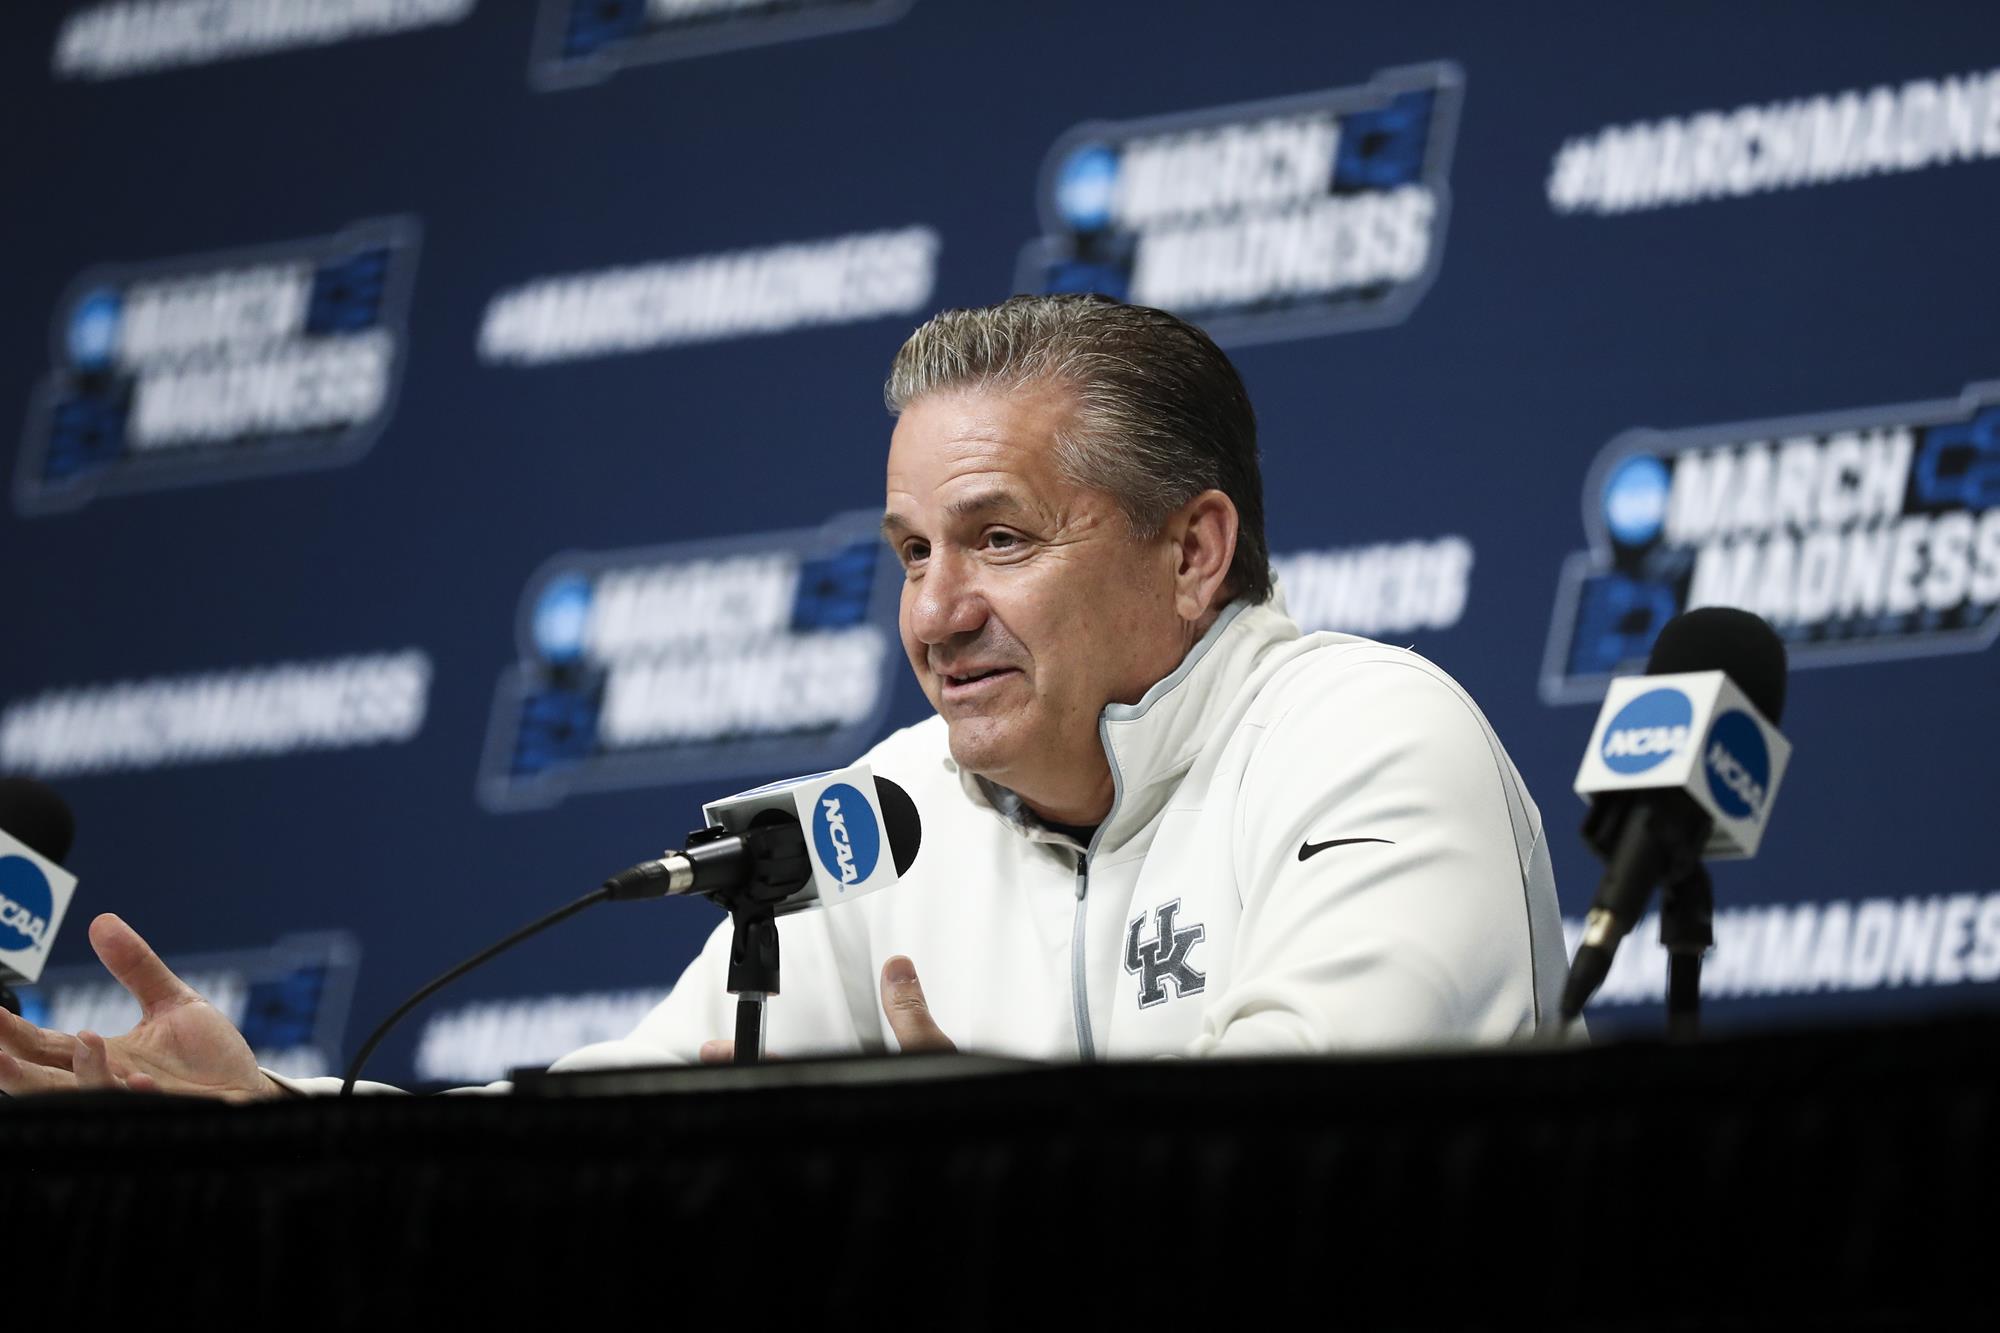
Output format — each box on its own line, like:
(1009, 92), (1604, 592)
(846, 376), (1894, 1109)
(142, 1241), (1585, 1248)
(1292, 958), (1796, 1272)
(1017, 62), (1462, 346)
(529, 0), (911, 89)
(16, 218), (419, 515)
(478, 512), (903, 810)
(1543, 381), (2000, 703)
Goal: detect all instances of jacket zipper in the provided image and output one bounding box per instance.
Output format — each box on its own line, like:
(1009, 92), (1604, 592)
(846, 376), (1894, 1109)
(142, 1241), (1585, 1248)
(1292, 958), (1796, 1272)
(1071, 850), (1096, 1061)
(1060, 607), (1243, 1062)
(1072, 711), (1127, 1064)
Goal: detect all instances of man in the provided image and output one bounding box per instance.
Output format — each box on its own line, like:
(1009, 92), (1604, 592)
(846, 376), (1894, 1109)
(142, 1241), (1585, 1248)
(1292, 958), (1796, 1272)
(0, 295), (1568, 1098)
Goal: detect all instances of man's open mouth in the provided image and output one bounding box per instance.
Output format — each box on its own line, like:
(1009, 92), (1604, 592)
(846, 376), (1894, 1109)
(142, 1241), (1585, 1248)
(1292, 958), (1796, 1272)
(943, 668), (1014, 687)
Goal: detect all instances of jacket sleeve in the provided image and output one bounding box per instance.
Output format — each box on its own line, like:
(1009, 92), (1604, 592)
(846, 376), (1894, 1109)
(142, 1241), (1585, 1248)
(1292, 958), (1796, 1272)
(1186, 655), (1548, 1056)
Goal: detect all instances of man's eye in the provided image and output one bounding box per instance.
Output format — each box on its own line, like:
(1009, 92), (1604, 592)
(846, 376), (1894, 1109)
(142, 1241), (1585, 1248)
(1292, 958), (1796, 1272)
(984, 530), (1022, 550)
(902, 540), (930, 565)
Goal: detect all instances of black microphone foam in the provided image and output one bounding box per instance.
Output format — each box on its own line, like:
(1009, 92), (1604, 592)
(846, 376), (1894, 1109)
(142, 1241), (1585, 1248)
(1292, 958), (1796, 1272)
(1645, 607), (1788, 724)
(874, 776), (922, 877)
(0, 776), (75, 864)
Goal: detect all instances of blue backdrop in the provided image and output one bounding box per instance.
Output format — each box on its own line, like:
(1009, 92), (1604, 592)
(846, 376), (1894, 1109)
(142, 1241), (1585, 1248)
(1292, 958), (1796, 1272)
(4, 0), (1997, 1085)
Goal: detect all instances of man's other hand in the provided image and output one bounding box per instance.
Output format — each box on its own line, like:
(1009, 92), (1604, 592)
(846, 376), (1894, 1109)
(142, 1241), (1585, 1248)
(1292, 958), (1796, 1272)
(0, 913), (280, 1101)
(698, 954), (957, 1063)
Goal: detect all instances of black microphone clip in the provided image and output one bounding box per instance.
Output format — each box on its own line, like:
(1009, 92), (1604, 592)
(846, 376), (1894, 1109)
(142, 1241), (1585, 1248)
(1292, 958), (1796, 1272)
(600, 813), (812, 906)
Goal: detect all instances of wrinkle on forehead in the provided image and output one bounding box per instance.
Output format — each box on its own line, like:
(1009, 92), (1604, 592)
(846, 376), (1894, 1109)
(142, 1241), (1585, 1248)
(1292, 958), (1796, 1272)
(885, 388), (1085, 535)
(882, 483), (1039, 540)
(887, 385), (1075, 471)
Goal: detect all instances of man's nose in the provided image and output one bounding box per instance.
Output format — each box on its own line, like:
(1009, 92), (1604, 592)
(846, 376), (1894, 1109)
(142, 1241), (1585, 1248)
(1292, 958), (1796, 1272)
(907, 547), (986, 645)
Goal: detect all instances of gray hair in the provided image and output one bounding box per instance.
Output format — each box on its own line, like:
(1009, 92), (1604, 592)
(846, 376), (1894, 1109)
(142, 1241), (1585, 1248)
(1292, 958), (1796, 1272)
(884, 293), (1272, 605)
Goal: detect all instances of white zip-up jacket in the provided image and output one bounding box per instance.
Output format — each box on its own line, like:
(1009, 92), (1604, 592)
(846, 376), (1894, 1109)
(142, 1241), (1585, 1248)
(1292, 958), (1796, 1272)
(544, 596), (1571, 1068)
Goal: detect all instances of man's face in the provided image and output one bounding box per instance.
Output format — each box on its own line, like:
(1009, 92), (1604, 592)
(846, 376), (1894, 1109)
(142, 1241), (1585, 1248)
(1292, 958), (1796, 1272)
(883, 384), (1191, 822)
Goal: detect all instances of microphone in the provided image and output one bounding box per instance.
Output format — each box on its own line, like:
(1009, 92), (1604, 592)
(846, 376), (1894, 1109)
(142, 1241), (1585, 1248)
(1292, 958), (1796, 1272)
(1560, 608), (1794, 1022)
(341, 765), (921, 1092)
(0, 777), (81, 1003)
(604, 769), (922, 915)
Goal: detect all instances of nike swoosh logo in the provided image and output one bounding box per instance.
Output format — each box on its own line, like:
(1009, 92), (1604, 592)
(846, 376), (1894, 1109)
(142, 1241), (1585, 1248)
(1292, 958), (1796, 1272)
(1298, 837), (1395, 862)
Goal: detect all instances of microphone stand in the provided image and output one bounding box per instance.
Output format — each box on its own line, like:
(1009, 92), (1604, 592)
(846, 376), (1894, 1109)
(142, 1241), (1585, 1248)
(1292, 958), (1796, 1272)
(1571, 791), (1715, 1032)
(727, 905), (778, 1064)
(679, 821), (803, 1065)
(1659, 864), (1713, 1040)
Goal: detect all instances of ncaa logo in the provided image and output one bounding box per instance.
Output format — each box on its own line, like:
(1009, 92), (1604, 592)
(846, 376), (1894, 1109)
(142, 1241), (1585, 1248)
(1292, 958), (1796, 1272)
(1603, 455), (1669, 546)
(67, 289), (121, 369)
(812, 783), (880, 887)
(532, 574), (592, 664)
(0, 857), (54, 952)
(1055, 144), (1119, 231)
(1600, 688), (1693, 774)
(1704, 711), (1771, 818)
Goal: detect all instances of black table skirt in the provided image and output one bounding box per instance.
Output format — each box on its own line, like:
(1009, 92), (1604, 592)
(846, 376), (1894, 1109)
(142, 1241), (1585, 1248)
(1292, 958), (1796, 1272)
(7, 1015), (1995, 1328)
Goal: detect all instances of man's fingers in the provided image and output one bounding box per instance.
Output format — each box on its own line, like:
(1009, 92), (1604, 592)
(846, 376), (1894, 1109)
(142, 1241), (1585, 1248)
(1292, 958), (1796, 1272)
(880, 956), (955, 1054)
(73, 1031), (127, 1092)
(0, 1005), (76, 1071)
(89, 913), (198, 1020)
(0, 1048), (77, 1096)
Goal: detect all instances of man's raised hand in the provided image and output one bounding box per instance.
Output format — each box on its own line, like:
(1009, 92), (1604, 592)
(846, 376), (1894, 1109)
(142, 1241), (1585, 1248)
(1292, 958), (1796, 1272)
(0, 913), (280, 1101)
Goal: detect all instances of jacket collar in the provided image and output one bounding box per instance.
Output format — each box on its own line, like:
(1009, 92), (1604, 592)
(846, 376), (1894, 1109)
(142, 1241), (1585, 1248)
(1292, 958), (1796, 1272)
(957, 594), (1302, 857)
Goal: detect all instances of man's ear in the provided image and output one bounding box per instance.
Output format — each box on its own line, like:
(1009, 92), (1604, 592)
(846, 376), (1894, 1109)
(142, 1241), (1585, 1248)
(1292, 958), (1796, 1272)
(1168, 489), (1239, 622)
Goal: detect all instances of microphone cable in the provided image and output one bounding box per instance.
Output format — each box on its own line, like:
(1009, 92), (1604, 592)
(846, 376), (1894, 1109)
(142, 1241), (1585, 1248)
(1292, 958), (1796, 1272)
(340, 886), (610, 1096)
